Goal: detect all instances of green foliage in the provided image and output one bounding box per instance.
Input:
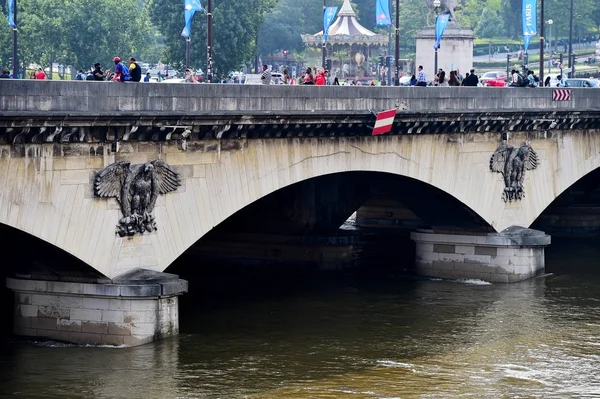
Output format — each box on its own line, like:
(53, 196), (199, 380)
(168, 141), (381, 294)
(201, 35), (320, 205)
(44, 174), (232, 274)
(0, 8), (12, 69)
(0, 0), (150, 76)
(2, 0), (598, 76)
(149, 0), (276, 74)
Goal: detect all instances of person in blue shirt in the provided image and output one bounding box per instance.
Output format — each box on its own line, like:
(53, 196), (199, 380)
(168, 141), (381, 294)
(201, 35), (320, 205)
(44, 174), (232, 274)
(143, 72), (151, 82)
(416, 65), (427, 87)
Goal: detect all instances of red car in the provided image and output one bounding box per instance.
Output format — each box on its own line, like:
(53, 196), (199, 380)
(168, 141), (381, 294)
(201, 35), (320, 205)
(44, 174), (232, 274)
(479, 71), (507, 87)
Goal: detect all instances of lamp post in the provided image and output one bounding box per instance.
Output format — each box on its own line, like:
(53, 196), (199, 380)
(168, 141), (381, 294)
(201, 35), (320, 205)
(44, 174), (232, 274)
(433, 0), (440, 76)
(567, 0), (574, 77)
(206, 0), (213, 81)
(186, 38), (191, 68)
(538, 0), (545, 88)
(547, 19), (553, 75)
(394, 0), (399, 85)
(12, 0), (18, 78)
(322, 0), (326, 68)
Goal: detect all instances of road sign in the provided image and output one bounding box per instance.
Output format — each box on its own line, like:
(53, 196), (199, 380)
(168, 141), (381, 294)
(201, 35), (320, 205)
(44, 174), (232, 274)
(372, 109), (397, 135)
(552, 89), (571, 101)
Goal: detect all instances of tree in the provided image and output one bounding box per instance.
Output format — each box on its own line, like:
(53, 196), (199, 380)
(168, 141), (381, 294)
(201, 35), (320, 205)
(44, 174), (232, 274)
(2, 0), (150, 77)
(149, 0), (276, 75)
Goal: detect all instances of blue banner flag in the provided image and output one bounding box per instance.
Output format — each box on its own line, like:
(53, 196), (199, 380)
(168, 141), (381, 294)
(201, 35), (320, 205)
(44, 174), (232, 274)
(181, 0), (203, 38)
(323, 6), (338, 42)
(375, 0), (392, 27)
(433, 13), (450, 50)
(522, 0), (537, 51)
(8, 0), (15, 28)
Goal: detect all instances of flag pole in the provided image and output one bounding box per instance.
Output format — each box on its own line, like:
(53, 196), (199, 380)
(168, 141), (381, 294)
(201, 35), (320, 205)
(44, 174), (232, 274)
(206, 0), (213, 80)
(322, 0), (326, 68)
(186, 37), (191, 68)
(394, 0), (399, 85)
(12, 0), (19, 78)
(538, 0), (544, 86)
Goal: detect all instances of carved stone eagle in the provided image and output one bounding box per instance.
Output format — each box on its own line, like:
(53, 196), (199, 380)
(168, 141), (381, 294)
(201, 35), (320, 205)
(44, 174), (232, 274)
(94, 160), (181, 236)
(424, 0), (459, 26)
(490, 144), (538, 202)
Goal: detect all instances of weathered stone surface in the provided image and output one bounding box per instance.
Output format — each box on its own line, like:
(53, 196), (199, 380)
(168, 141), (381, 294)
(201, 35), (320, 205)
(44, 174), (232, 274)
(0, 124), (594, 279)
(7, 276), (182, 347)
(412, 228), (549, 283)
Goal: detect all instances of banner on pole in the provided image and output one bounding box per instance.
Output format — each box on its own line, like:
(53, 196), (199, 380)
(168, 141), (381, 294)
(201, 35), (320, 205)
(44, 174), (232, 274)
(522, 0), (537, 50)
(323, 6), (338, 42)
(375, 0), (392, 27)
(8, 0), (16, 28)
(433, 14), (450, 50)
(181, 0), (203, 38)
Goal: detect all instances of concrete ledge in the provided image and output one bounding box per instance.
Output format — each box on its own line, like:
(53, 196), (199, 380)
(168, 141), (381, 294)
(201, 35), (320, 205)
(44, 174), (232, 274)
(6, 269), (187, 347)
(2, 80), (598, 115)
(7, 268), (188, 299)
(411, 226), (551, 248)
(411, 227), (550, 283)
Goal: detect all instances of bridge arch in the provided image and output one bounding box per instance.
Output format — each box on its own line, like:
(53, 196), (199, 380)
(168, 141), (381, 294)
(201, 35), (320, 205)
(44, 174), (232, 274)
(0, 222), (103, 278)
(1, 130), (600, 278)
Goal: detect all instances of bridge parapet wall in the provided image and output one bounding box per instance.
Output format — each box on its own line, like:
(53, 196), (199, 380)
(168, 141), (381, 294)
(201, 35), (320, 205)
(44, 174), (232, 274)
(1, 81), (597, 115)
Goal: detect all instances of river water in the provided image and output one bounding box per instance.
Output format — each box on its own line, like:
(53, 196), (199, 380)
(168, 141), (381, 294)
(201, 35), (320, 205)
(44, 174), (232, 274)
(1, 238), (600, 398)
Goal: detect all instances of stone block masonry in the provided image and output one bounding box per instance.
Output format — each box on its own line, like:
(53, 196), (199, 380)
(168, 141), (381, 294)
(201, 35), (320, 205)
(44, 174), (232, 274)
(7, 269), (187, 347)
(411, 226), (551, 283)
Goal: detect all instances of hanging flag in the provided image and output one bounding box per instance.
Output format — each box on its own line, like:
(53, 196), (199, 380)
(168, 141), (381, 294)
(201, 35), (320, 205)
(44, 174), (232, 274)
(522, 0), (537, 51)
(8, 0), (16, 28)
(181, 0), (204, 38)
(323, 6), (338, 42)
(433, 14), (450, 50)
(372, 109), (397, 136)
(376, 0), (392, 27)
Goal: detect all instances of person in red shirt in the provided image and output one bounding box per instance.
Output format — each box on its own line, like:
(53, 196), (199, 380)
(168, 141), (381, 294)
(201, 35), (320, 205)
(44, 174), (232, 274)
(35, 68), (47, 80)
(315, 68), (326, 85)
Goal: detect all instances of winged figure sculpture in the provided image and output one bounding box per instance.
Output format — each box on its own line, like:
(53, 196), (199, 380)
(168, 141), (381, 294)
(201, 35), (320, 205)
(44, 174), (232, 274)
(490, 144), (538, 202)
(95, 160), (181, 236)
(424, 0), (459, 26)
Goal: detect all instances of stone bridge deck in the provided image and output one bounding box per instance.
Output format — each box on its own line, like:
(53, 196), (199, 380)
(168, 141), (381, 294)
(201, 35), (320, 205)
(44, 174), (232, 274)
(1, 81), (600, 143)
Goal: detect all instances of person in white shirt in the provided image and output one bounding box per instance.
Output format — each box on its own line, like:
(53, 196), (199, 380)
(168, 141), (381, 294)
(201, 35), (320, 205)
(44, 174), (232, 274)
(557, 74), (568, 87)
(260, 65), (271, 85)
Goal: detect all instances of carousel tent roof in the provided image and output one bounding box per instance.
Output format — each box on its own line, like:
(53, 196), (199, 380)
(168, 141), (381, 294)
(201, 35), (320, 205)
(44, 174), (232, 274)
(301, 0), (388, 46)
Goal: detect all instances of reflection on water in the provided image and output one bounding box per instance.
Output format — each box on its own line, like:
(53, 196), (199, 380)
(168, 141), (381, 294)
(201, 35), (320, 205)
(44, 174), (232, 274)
(1, 239), (600, 398)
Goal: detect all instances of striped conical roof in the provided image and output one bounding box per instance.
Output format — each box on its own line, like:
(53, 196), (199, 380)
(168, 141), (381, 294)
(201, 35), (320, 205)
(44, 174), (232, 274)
(301, 0), (388, 46)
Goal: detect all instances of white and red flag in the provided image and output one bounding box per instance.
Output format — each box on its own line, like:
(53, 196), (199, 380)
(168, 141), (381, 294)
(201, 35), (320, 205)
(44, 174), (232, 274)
(371, 109), (396, 136)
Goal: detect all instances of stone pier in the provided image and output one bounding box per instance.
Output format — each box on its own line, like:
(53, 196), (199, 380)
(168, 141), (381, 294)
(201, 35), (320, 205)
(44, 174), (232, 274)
(411, 226), (551, 283)
(7, 269), (187, 346)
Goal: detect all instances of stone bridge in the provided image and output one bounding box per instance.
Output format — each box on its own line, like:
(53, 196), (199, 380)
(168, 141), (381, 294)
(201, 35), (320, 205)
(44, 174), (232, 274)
(1, 81), (599, 346)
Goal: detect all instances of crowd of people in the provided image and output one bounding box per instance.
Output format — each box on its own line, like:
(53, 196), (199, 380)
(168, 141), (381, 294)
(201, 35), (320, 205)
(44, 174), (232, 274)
(1, 58), (588, 88)
(413, 66), (479, 87)
(0, 56), (144, 82)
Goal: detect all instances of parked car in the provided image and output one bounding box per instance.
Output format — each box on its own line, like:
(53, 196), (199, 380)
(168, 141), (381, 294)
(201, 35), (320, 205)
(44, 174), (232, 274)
(398, 76), (412, 86)
(564, 78), (600, 88)
(244, 72), (283, 84)
(479, 71), (507, 87)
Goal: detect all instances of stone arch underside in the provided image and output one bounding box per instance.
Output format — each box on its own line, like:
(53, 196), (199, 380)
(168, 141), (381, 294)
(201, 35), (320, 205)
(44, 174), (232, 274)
(1, 130), (599, 278)
(0, 222), (103, 279)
